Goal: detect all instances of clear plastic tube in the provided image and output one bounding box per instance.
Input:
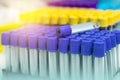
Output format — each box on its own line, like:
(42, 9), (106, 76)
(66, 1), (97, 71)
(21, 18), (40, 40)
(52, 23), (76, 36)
(10, 46), (19, 73)
(19, 48), (29, 74)
(71, 54), (81, 80)
(82, 56), (93, 80)
(94, 57), (105, 80)
(48, 52), (59, 79)
(39, 50), (48, 77)
(116, 44), (120, 71)
(59, 53), (69, 80)
(4, 46), (11, 71)
(29, 49), (39, 75)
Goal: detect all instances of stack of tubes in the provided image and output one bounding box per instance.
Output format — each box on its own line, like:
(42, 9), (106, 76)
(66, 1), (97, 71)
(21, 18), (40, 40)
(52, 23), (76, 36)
(1, 24), (120, 80)
(20, 7), (120, 30)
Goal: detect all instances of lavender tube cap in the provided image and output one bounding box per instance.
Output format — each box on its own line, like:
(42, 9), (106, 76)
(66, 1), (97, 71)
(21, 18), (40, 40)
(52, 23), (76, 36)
(47, 37), (58, 52)
(2, 32), (10, 46)
(10, 33), (19, 46)
(19, 34), (28, 48)
(58, 25), (72, 37)
(28, 35), (38, 49)
(38, 36), (47, 50)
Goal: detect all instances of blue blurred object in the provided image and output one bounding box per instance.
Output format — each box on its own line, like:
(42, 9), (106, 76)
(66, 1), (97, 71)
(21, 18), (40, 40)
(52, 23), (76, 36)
(97, 0), (120, 10)
(48, 0), (120, 10)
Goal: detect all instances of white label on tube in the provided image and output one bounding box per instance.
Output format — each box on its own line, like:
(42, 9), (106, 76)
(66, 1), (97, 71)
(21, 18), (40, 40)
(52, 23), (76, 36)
(117, 45), (120, 69)
(107, 50), (114, 78)
(60, 53), (69, 80)
(48, 52), (59, 79)
(94, 57), (105, 80)
(111, 48), (117, 75)
(39, 50), (48, 77)
(71, 54), (81, 80)
(5, 46), (11, 71)
(10, 46), (19, 73)
(104, 55), (109, 80)
(19, 48), (29, 74)
(29, 49), (38, 75)
(82, 56), (93, 80)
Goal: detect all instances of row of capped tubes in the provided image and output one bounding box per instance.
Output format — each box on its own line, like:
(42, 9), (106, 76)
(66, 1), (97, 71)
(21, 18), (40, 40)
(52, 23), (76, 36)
(20, 7), (120, 27)
(2, 26), (120, 80)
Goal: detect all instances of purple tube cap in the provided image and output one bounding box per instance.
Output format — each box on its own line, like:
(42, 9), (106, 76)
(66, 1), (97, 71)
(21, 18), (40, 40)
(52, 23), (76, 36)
(28, 35), (38, 49)
(47, 37), (58, 52)
(2, 32), (10, 45)
(10, 33), (19, 46)
(19, 34), (28, 48)
(58, 25), (72, 37)
(38, 36), (47, 50)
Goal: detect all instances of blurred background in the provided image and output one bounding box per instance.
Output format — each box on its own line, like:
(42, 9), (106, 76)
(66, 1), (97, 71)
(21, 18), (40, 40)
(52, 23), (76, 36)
(0, 0), (120, 24)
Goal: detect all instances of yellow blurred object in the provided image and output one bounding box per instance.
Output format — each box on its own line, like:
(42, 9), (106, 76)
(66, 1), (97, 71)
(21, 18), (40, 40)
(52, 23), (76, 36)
(0, 22), (22, 52)
(20, 7), (120, 27)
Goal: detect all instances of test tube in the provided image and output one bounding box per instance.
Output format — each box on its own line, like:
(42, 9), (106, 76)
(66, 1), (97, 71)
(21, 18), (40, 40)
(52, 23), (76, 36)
(19, 34), (29, 74)
(112, 31), (120, 71)
(10, 32), (20, 73)
(70, 38), (81, 80)
(38, 36), (48, 77)
(28, 35), (39, 75)
(58, 38), (70, 80)
(58, 22), (97, 37)
(2, 32), (11, 71)
(101, 36), (111, 80)
(47, 37), (59, 80)
(104, 34), (114, 79)
(116, 33), (120, 70)
(93, 41), (106, 80)
(109, 33), (117, 75)
(81, 39), (93, 80)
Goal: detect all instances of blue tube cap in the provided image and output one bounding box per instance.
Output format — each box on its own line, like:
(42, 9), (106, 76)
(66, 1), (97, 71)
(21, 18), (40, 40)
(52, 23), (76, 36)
(58, 25), (72, 37)
(110, 33), (117, 48)
(100, 30), (110, 34)
(81, 39), (93, 56)
(93, 41), (106, 58)
(58, 38), (69, 53)
(66, 35), (76, 39)
(102, 36), (112, 51)
(70, 38), (81, 54)
(116, 34), (120, 44)
(90, 29), (99, 33)
(112, 30), (120, 44)
(38, 36), (47, 50)
(85, 31), (95, 35)
(81, 34), (90, 38)
(47, 37), (58, 52)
